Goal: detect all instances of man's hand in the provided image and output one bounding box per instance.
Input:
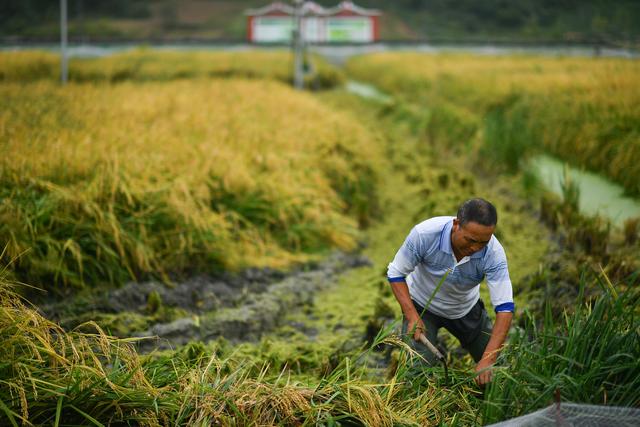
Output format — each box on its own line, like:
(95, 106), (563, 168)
(474, 357), (494, 386)
(389, 281), (428, 342)
(407, 315), (427, 341)
(474, 311), (513, 386)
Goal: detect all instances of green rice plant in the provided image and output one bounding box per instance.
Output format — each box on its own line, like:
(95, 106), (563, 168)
(483, 281), (640, 423)
(426, 103), (479, 152)
(0, 281), (157, 425)
(560, 165), (580, 214)
(482, 93), (537, 173)
(623, 217), (639, 245)
(539, 169), (612, 256)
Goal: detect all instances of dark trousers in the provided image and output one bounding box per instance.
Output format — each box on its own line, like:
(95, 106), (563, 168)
(401, 299), (493, 365)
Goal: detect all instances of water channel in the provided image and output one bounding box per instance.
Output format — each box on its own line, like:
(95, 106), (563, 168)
(344, 80), (640, 227)
(528, 155), (640, 227)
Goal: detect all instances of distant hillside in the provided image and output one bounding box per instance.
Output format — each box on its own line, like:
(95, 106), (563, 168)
(2, 0), (639, 45)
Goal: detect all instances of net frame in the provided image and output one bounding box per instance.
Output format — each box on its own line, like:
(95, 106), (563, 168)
(486, 402), (640, 427)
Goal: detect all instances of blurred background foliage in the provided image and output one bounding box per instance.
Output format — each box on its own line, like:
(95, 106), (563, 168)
(1, 0), (639, 45)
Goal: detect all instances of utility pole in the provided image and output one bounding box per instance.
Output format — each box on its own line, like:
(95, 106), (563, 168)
(60, 0), (68, 84)
(292, 0), (304, 90)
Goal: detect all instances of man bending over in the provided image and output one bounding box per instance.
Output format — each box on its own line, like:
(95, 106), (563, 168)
(387, 198), (514, 385)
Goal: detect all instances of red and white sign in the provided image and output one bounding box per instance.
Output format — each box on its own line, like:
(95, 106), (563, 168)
(246, 1), (381, 43)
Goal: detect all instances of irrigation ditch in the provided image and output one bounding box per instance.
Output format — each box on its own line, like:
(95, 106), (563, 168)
(346, 79), (640, 226)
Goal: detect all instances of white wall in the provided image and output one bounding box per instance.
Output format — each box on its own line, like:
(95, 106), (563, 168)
(254, 17), (294, 42)
(252, 16), (373, 43)
(302, 17), (323, 42)
(326, 18), (372, 42)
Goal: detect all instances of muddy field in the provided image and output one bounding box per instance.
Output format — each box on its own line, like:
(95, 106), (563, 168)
(39, 252), (371, 352)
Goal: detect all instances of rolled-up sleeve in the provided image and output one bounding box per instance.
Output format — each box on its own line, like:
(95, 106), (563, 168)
(387, 227), (423, 283)
(485, 245), (515, 313)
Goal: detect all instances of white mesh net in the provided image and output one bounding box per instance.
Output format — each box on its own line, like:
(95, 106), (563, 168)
(486, 403), (640, 427)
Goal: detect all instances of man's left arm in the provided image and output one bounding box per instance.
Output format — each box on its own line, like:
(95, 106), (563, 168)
(478, 241), (515, 385)
(475, 311), (512, 385)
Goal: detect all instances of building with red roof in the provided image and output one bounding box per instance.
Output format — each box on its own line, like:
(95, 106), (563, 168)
(245, 1), (381, 43)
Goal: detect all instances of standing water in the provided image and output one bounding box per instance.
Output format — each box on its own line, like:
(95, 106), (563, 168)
(529, 154), (640, 227)
(345, 80), (393, 104)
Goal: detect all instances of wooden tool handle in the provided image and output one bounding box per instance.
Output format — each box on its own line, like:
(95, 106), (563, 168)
(418, 333), (445, 361)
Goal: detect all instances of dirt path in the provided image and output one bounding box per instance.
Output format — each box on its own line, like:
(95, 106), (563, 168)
(40, 251), (370, 352)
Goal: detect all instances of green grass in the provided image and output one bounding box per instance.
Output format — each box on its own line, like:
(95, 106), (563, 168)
(484, 282), (640, 422)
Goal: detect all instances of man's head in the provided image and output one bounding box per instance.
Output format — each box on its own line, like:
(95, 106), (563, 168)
(451, 198), (497, 257)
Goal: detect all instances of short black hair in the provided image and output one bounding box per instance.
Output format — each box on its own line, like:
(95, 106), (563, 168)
(457, 198), (497, 227)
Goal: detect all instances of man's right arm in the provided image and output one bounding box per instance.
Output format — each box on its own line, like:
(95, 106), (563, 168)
(390, 280), (425, 341)
(387, 226), (425, 341)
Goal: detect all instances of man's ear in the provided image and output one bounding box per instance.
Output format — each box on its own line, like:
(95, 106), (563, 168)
(452, 218), (460, 230)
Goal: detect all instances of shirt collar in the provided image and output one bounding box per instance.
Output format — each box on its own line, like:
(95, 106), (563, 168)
(471, 245), (488, 259)
(439, 218), (489, 259)
(438, 219), (454, 254)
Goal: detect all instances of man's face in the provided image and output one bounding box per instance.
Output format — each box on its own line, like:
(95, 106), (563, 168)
(451, 219), (495, 257)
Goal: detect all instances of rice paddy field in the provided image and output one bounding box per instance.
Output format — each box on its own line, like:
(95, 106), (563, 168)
(347, 53), (640, 194)
(0, 53), (369, 292)
(0, 50), (343, 88)
(1, 50), (639, 426)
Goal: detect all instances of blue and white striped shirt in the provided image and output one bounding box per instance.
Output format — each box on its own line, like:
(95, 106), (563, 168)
(387, 216), (514, 319)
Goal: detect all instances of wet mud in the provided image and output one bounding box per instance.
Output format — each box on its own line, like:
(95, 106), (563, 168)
(40, 252), (371, 353)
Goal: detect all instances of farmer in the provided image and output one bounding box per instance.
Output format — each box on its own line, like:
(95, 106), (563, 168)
(387, 198), (514, 385)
